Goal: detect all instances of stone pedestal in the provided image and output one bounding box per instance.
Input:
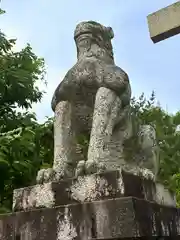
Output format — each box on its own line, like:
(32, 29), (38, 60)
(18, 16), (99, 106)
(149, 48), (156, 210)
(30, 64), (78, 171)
(13, 170), (176, 212)
(0, 170), (179, 239)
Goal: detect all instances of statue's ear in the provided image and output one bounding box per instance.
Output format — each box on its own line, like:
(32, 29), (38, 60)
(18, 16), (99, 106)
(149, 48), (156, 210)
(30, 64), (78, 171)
(106, 27), (114, 39)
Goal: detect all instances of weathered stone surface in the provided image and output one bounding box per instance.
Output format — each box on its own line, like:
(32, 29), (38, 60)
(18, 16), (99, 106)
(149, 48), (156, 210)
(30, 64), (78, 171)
(1, 197), (180, 239)
(147, 2), (180, 43)
(37, 21), (159, 184)
(14, 170), (176, 212)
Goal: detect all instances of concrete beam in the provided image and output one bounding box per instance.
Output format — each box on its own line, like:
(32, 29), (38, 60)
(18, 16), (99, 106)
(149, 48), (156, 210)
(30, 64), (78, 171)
(147, 2), (180, 43)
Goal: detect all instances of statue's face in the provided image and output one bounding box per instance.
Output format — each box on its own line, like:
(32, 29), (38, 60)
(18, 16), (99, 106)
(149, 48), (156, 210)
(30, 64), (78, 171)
(74, 22), (114, 58)
(76, 31), (106, 49)
(74, 21), (114, 41)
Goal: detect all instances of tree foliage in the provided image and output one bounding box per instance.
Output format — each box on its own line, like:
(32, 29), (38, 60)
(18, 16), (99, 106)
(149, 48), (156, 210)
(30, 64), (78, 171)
(131, 92), (180, 205)
(0, 9), (54, 212)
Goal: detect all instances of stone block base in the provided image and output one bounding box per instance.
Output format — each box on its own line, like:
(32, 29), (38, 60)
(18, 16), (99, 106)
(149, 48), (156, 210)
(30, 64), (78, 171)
(13, 170), (176, 212)
(0, 197), (180, 239)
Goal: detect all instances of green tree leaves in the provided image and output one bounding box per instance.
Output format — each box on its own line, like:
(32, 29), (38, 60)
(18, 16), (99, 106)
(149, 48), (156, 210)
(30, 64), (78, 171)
(0, 10), (49, 212)
(132, 93), (180, 206)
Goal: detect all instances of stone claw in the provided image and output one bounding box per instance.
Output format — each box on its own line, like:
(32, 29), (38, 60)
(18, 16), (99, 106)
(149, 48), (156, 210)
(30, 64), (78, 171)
(36, 167), (68, 184)
(36, 168), (54, 184)
(85, 160), (107, 175)
(85, 160), (98, 174)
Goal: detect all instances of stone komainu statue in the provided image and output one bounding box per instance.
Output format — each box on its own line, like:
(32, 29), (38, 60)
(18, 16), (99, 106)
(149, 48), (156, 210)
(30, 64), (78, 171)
(37, 21), (159, 184)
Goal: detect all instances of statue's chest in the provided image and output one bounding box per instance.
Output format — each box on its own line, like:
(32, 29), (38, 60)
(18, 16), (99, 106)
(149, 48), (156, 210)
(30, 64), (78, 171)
(59, 59), (114, 104)
(59, 60), (102, 104)
(70, 60), (104, 87)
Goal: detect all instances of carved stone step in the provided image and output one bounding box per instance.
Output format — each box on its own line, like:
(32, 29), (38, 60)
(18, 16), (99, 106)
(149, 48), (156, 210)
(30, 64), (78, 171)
(13, 169), (176, 212)
(1, 197), (180, 239)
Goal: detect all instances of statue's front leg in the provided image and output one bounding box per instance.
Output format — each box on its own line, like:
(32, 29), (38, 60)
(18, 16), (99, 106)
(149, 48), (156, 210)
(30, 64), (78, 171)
(53, 101), (77, 180)
(36, 101), (76, 183)
(85, 87), (122, 174)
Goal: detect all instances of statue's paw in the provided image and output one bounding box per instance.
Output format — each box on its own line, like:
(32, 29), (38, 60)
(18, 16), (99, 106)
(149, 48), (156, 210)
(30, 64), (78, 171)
(85, 161), (107, 175)
(36, 168), (54, 184)
(75, 160), (85, 177)
(52, 170), (66, 182)
(97, 162), (106, 173)
(85, 160), (98, 174)
(52, 164), (74, 181)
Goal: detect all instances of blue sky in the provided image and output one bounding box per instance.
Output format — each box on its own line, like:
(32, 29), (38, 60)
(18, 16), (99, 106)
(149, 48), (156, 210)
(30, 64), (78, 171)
(1, 0), (179, 122)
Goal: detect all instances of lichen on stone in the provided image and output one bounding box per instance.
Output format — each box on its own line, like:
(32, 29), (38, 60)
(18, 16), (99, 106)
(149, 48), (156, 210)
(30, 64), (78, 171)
(70, 175), (110, 202)
(117, 170), (125, 194)
(20, 183), (55, 210)
(57, 208), (77, 240)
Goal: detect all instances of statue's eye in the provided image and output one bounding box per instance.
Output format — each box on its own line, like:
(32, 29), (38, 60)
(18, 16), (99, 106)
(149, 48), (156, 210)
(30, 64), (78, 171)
(78, 39), (89, 47)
